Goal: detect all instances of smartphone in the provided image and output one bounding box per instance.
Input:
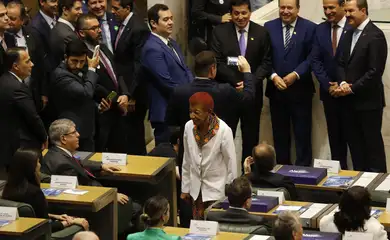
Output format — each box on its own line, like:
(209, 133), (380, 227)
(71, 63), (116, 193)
(227, 56), (239, 66)
(106, 91), (117, 101)
(93, 45), (100, 58)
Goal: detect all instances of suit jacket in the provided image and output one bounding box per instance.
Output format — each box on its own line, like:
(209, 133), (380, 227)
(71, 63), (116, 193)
(192, 0), (231, 26)
(311, 20), (351, 100)
(50, 21), (79, 69)
(207, 207), (265, 225)
(100, 12), (118, 49)
(264, 17), (317, 102)
(30, 12), (52, 62)
(249, 172), (298, 200)
(0, 72), (47, 166)
(0, 33), (15, 76)
(211, 21), (272, 100)
(114, 13), (150, 102)
(50, 63), (98, 138)
(141, 34), (193, 122)
(41, 147), (102, 186)
(337, 21), (387, 111)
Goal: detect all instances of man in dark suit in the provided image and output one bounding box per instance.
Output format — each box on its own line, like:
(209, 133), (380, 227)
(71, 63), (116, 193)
(112, 0), (150, 155)
(50, 39), (108, 151)
(0, 47), (47, 179)
(142, 4), (193, 147)
(207, 176), (268, 234)
(77, 13), (129, 153)
(0, 1), (12, 76)
(7, 1), (47, 112)
(264, 0), (316, 166)
(50, 0), (83, 69)
(335, 0), (388, 172)
(211, 0), (272, 167)
(86, 0), (117, 53)
(311, 0), (350, 169)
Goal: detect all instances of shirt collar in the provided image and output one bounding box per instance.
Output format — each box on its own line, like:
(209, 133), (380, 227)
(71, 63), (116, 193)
(40, 10), (56, 27)
(229, 206), (248, 212)
(9, 71), (23, 83)
(282, 17), (298, 28)
(58, 17), (75, 31)
(335, 16), (347, 29)
(84, 42), (95, 52)
(235, 22), (250, 34)
(122, 12), (133, 27)
(101, 12), (107, 21)
(356, 17), (370, 32)
(151, 32), (169, 45)
(57, 146), (73, 157)
(15, 28), (23, 38)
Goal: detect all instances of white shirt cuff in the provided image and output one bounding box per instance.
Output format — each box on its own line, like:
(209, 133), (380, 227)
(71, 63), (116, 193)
(293, 71), (300, 80)
(88, 67), (96, 72)
(340, 81), (348, 86)
(270, 73), (278, 80)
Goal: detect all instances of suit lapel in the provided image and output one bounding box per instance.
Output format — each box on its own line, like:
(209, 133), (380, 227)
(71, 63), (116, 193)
(116, 16), (133, 52)
(38, 13), (51, 41)
(324, 23), (333, 56)
(348, 21), (371, 63)
(285, 17), (300, 56)
(274, 19), (284, 57)
(230, 23), (241, 56)
(23, 28), (34, 52)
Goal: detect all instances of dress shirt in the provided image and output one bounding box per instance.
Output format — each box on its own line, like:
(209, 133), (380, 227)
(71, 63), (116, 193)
(350, 17), (370, 54)
(122, 12), (133, 27)
(331, 16), (346, 47)
(40, 10), (56, 29)
(235, 22), (250, 48)
(56, 146), (73, 157)
(0, 35), (7, 51)
(229, 206), (248, 212)
(58, 18), (75, 32)
(14, 29), (28, 50)
(9, 71), (23, 83)
(100, 13), (113, 53)
(151, 32), (180, 60)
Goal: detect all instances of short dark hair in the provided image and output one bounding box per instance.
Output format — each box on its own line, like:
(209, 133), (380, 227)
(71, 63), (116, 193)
(345, 0), (369, 15)
(147, 3), (169, 29)
(194, 51), (216, 77)
(140, 196), (169, 227)
(169, 130), (180, 146)
(65, 38), (88, 57)
(230, 0), (252, 12)
(76, 13), (97, 31)
(225, 176), (252, 208)
(58, 0), (80, 17)
(5, 47), (26, 71)
(334, 186), (371, 234)
(279, 0), (300, 8)
(252, 144), (276, 174)
(7, 1), (27, 20)
(112, 0), (134, 10)
(273, 211), (301, 240)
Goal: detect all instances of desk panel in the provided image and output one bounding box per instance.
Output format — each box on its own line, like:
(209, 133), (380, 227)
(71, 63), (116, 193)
(0, 218), (50, 240)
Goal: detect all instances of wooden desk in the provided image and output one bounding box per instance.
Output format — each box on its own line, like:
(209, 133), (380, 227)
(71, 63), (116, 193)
(0, 218), (50, 240)
(164, 227), (255, 240)
(41, 184), (117, 240)
(89, 153), (178, 226)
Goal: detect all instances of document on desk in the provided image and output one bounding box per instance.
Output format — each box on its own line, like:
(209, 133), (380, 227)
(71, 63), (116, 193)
(42, 188), (64, 196)
(376, 176), (390, 191)
(273, 205), (306, 214)
(322, 176), (354, 187)
(300, 203), (328, 219)
(182, 234), (212, 240)
(63, 189), (89, 195)
(352, 172), (378, 187)
(250, 236), (270, 240)
(0, 220), (11, 227)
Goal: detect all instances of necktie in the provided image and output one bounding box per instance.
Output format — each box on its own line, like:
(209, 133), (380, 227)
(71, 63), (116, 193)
(72, 156), (96, 178)
(167, 40), (180, 61)
(332, 24), (339, 56)
(238, 29), (246, 56)
(114, 24), (124, 50)
(99, 49), (118, 88)
(285, 24), (291, 50)
(99, 19), (108, 46)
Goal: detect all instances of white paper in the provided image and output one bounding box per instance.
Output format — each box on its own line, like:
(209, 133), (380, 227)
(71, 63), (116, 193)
(189, 220), (219, 236)
(257, 190), (285, 204)
(250, 236), (270, 240)
(102, 153), (127, 166)
(50, 175), (78, 189)
(0, 207), (18, 221)
(313, 159), (340, 174)
(352, 172), (378, 187)
(375, 176), (390, 191)
(63, 189), (89, 195)
(275, 205), (302, 211)
(386, 198), (390, 213)
(344, 231), (373, 240)
(300, 203), (328, 219)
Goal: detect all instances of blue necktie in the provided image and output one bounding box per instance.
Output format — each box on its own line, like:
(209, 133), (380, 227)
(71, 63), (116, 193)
(285, 24), (291, 50)
(239, 29), (246, 56)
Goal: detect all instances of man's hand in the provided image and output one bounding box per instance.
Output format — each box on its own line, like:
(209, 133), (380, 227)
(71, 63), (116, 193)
(329, 82), (339, 97)
(87, 52), (100, 69)
(128, 99), (136, 112)
(99, 98), (111, 113)
(117, 193), (129, 205)
(235, 81), (244, 91)
(180, 193), (191, 203)
(102, 164), (121, 173)
(221, 13), (232, 23)
(71, 218), (89, 230)
(117, 95), (128, 108)
(41, 96), (48, 110)
(243, 156), (254, 175)
(272, 75), (287, 90)
(237, 56), (251, 73)
(283, 72), (298, 87)
(175, 166), (180, 180)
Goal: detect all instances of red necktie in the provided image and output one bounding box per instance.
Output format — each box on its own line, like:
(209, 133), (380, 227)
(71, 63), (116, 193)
(99, 50), (118, 88)
(332, 24), (339, 56)
(115, 25), (124, 50)
(72, 156), (96, 178)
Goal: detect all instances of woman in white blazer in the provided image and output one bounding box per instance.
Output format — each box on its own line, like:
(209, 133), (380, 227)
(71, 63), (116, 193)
(181, 92), (237, 220)
(319, 186), (387, 240)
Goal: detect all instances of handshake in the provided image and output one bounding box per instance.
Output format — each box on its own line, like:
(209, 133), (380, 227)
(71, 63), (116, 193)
(329, 81), (353, 97)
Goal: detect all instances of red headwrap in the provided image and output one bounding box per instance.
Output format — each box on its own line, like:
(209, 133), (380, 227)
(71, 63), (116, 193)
(189, 92), (214, 111)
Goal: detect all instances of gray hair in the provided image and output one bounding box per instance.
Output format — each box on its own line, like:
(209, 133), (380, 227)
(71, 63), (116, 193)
(49, 119), (76, 146)
(273, 211), (302, 240)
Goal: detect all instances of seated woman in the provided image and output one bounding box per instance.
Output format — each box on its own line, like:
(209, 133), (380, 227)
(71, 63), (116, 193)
(127, 196), (180, 240)
(2, 148), (89, 233)
(243, 143), (297, 200)
(320, 186), (387, 240)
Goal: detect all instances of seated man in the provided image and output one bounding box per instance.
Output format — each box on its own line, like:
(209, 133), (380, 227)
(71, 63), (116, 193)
(273, 211), (303, 240)
(41, 118), (140, 234)
(73, 231), (99, 240)
(244, 144), (297, 200)
(207, 176), (269, 234)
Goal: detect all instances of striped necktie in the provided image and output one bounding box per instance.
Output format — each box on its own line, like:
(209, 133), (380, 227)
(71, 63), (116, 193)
(285, 24), (291, 50)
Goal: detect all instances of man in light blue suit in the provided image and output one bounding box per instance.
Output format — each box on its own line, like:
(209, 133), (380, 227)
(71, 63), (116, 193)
(311, 0), (352, 169)
(264, 0), (316, 166)
(142, 4), (193, 146)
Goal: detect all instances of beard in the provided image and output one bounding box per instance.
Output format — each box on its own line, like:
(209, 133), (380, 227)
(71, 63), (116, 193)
(85, 34), (101, 46)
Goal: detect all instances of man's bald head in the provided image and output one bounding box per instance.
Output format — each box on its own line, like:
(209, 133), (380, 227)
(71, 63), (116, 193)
(72, 231), (99, 240)
(252, 144), (276, 173)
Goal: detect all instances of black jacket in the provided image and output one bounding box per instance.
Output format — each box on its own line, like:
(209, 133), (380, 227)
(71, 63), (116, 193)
(249, 172), (298, 200)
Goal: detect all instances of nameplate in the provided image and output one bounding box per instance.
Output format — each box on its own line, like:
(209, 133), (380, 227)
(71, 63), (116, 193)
(386, 198), (390, 213)
(313, 159), (340, 174)
(189, 220), (219, 236)
(102, 153), (127, 166)
(257, 190), (285, 204)
(50, 175), (78, 189)
(0, 207), (18, 221)
(344, 232), (373, 240)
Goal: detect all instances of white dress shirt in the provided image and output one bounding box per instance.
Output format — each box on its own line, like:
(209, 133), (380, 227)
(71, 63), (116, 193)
(100, 13), (113, 53)
(58, 18), (75, 32)
(181, 118), (237, 202)
(235, 22), (250, 48)
(151, 32), (180, 60)
(14, 29), (28, 50)
(40, 10), (56, 29)
(351, 17), (370, 54)
(9, 71), (23, 83)
(331, 16), (347, 48)
(57, 146), (73, 157)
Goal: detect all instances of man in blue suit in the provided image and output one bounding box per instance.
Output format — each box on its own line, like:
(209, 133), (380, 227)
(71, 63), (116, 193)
(311, 0), (350, 169)
(264, 0), (316, 166)
(142, 4), (193, 146)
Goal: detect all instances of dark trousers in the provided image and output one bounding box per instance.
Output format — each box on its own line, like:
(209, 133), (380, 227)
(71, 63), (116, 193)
(270, 98), (312, 166)
(341, 106), (386, 172)
(126, 103), (147, 155)
(95, 110), (127, 153)
(78, 137), (95, 152)
(151, 121), (170, 147)
(322, 95), (348, 169)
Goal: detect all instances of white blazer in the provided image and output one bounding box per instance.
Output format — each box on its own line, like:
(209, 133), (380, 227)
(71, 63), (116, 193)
(181, 118), (237, 202)
(320, 214), (388, 240)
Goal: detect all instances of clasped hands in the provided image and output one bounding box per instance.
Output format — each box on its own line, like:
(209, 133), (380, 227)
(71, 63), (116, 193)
(329, 82), (353, 97)
(272, 72), (298, 90)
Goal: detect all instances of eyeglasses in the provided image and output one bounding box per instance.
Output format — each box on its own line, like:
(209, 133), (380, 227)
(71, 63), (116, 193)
(63, 130), (78, 136)
(81, 26), (100, 31)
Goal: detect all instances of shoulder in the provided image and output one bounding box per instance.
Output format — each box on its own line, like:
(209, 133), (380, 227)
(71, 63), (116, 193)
(213, 22), (234, 35)
(264, 18), (279, 28)
(368, 22), (386, 38)
(319, 214), (336, 231)
(126, 232), (144, 240)
(316, 21), (328, 31)
(218, 118), (232, 133)
(366, 217), (386, 232)
(184, 120), (194, 132)
(298, 17), (317, 29)
(250, 21), (267, 33)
